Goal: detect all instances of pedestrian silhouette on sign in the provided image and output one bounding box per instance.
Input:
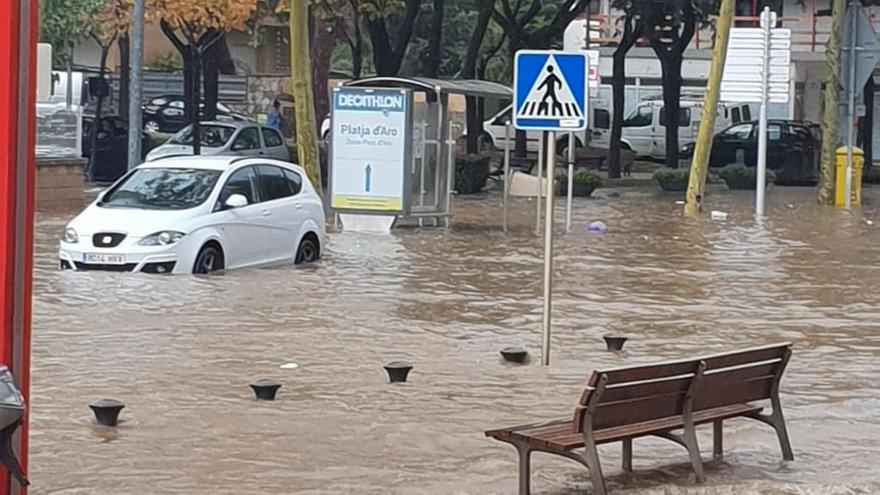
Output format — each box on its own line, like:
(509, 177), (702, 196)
(538, 66), (563, 116)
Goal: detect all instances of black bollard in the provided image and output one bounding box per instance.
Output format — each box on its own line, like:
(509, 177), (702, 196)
(603, 336), (628, 352)
(250, 379), (282, 401)
(89, 399), (125, 427)
(500, 346), (529, 364)
(384, 362), (413, 383)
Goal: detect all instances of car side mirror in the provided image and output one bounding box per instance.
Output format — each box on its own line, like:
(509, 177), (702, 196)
(225, 194), (248, 209)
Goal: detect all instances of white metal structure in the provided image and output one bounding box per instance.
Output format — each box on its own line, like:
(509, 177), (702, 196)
(146, 121), (290, 162)
(59, 156), (325, 274)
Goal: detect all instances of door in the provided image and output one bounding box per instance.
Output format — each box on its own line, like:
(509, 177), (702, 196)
(260, 127), (290, 161)
(766, 123), (784, 168)
(229, 127), (262, 157)
(212, 166), (266, 268)
(91, 117), (128, 182)
(621, 105), (654, 156)
(713, 123), (755, 166)
(254, 165), (299, 261)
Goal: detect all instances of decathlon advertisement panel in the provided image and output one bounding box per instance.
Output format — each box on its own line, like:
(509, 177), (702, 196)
(329, 87), (411, 213)
(514, 50), (588, 131)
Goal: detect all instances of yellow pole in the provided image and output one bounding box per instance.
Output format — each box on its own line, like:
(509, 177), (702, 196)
(818, 0), (846, 205)
(684, 0), (736, 215)
(290, 0), (322, 191)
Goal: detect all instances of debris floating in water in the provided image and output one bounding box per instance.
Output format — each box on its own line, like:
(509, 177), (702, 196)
(711, 211), (728, 221)
(587, 221), (608, 234)
(866, 219), (875, 226)
(280, 362), (299, 370)
(675, 200), (686, 205)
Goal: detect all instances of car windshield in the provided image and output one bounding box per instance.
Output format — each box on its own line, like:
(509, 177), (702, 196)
(170, 125), (235, 148)
(100, 168), (221, 210)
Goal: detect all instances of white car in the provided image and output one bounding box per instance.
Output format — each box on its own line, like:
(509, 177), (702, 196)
(145, 122), (291, 162)
(59, 156), (325, 274)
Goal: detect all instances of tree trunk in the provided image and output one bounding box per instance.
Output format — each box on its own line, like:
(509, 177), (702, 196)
(608, 16), (640, 179)
(182, 50), (195, 125)
(192, 46), (202, 156)
(462, 0), (493, 154)
(424, 0), (445, 77)
(661, 56), (683, 169)
(312, 15), (336, 124)
(818, 0), (846, 204)
(859, 76), (874, 166)
(118, 35), (130, 121)
(685, 0), (736, 215)
(346, 0), (363, 78)
(89, 44), (111, 181)
(202, 35), (224, 121)
(291, 0), (322, 190)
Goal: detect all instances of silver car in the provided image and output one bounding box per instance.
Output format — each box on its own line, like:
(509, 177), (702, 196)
(146, 121), (291, 162)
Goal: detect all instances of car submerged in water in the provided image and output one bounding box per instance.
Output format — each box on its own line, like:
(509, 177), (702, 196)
(59, 156), (325, 274)
(146, 121), (291, 162)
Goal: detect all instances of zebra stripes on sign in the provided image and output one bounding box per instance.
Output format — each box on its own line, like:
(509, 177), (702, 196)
(518, 100), (583, 119)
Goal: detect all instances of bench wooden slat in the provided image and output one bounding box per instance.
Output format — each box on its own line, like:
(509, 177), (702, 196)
(487, 403), (763, 452)
(703, 344), (789, 371)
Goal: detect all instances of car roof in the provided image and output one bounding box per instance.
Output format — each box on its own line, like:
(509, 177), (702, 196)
(198, 120), (253, 129)
(139, 156), (304, 173)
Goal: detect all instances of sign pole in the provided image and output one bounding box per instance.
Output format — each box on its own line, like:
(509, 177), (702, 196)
(565, 132), (574, 233)
(535, 132), (544, 236)
(845, 2), (858, 210)
(541, 132), (556, 366)
(756, 7), (772, 217)
(503, 121), (511, 233)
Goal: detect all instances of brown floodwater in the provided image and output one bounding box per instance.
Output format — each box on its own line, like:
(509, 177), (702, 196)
(28, 184), (880, 494)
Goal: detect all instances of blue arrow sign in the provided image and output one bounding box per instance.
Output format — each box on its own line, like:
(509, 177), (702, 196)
(364, 163), (372, 192)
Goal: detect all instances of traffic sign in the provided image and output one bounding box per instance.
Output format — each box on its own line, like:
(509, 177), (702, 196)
(721, 26), (792, 104)
(514, 50), (588, 131)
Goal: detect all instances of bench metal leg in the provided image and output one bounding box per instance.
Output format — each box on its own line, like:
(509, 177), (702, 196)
(515, 443), (532, 495)
(745, 400), (794, 462)
(682, 421), (706, 483)
(622, 438), (633, 473)
(583, 442), (607, 495)
(713, 420), (723, 461)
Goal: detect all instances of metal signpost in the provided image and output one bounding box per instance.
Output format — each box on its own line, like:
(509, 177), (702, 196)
(839, 1), (880, 209)
(720, 7), (791, 217)
(514, 50), (588, 366)
(502, 121), (511, 233)
(329, 87), (412, 231)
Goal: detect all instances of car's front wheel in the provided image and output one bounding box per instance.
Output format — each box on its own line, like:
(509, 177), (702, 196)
(193, 244), (224, 274)
(294, 236), (319, 264)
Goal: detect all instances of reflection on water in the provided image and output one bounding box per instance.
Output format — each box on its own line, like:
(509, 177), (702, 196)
(30, 186), (880, 494)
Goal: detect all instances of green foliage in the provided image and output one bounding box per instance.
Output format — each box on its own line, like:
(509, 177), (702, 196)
(147, 51), (184, 73)
(573, 169), (603, 186)
(39, 0), (105, 66)
(653, 167), (690, 182)
(718, 165), (776, 190)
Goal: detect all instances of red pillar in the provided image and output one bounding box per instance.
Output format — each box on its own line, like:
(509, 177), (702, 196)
(0, 0), (36, 494)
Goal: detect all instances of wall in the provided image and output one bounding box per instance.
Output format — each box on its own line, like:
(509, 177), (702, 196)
(35, 158), (86, 211)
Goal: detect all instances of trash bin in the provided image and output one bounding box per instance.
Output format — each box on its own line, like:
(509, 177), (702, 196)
(835, 146), (864, 206)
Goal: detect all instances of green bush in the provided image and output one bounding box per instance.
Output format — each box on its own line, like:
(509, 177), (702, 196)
(573, 169), (603, 187)
(653, 168), (690, 182)
(718, 165), (776, 190)
(454, 153), (492, 194)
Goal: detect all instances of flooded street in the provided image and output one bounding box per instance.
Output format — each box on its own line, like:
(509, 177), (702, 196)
(29, 185), (880, 494)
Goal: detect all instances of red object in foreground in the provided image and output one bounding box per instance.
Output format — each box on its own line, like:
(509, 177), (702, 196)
(0, 0), (36, 493)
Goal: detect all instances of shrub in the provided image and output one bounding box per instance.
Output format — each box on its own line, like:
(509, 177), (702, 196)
(653, 168), (690, 192)
(573, 169), (603, 187)
(718, 164), (776, 190)
(454, 153), (491, 194)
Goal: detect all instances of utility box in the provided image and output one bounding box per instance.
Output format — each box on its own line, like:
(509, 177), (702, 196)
(835, 146), (864, 206)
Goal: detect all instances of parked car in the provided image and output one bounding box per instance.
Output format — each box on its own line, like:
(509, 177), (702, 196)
(680, 120), (820, 185)
(59, 156), (325, 274)
(82, 114), (151, 183)
(145, 122), (290, 162)
(142, 95), (248, 133)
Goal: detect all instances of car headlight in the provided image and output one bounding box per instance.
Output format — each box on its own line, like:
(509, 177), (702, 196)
(138, 231), (186, 246)
(62, 227), (79, 244)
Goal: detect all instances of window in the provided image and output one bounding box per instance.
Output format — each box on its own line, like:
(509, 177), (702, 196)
(492, 107), (513, 126)
(722, 123), (754, 140)
(768, 124), (782, 141)
(261, 128), (284, 147)
(256, 166), (294, 201)
(623, 106), (653, 127)
(218, 167), (259, 207)
(282, 169), (303, 195)
(731, 107), (742, 124)
(232, 127), (260, 151)
(169, 100), (184, 109)
(659, 108), (691, 127)
(593, 109), (611, 129)
(171, 124), (235, 148)
(101, 168), (221, 210)
(741, 105), (751, 121)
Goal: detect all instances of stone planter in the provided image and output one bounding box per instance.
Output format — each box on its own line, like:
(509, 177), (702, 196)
(657, 177), (688, 192)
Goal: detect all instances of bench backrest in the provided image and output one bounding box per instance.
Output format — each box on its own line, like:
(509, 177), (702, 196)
(572, 343), (791, 433)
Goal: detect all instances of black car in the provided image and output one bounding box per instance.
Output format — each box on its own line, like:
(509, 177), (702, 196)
(82, 115), (151, 183)
(681, 120), (820, 185)
(142, 95), (247, 133)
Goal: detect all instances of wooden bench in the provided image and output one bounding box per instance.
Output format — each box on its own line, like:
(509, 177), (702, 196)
(485, 343), (794, 495)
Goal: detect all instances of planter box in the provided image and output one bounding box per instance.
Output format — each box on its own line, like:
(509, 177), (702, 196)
(557, 180), (599, 197)
(657, 178), (688, 192)
(455, 155), (491, 194)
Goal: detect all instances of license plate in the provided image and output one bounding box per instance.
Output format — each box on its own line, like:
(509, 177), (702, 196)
(84, 253), (126, 265)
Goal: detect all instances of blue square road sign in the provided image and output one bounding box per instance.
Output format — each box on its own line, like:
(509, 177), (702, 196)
(513, 50), (588, 132)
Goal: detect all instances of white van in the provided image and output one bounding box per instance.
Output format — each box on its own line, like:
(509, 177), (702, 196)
(591, 99), (753, 159)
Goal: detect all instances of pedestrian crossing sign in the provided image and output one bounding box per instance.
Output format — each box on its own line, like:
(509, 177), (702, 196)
(514, 50), (588, 131)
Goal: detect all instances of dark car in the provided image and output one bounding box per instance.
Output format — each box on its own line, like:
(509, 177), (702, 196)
(681, 120), (820, 185)
(82, 115), (151, 183)
(142, 95), (248, 133)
